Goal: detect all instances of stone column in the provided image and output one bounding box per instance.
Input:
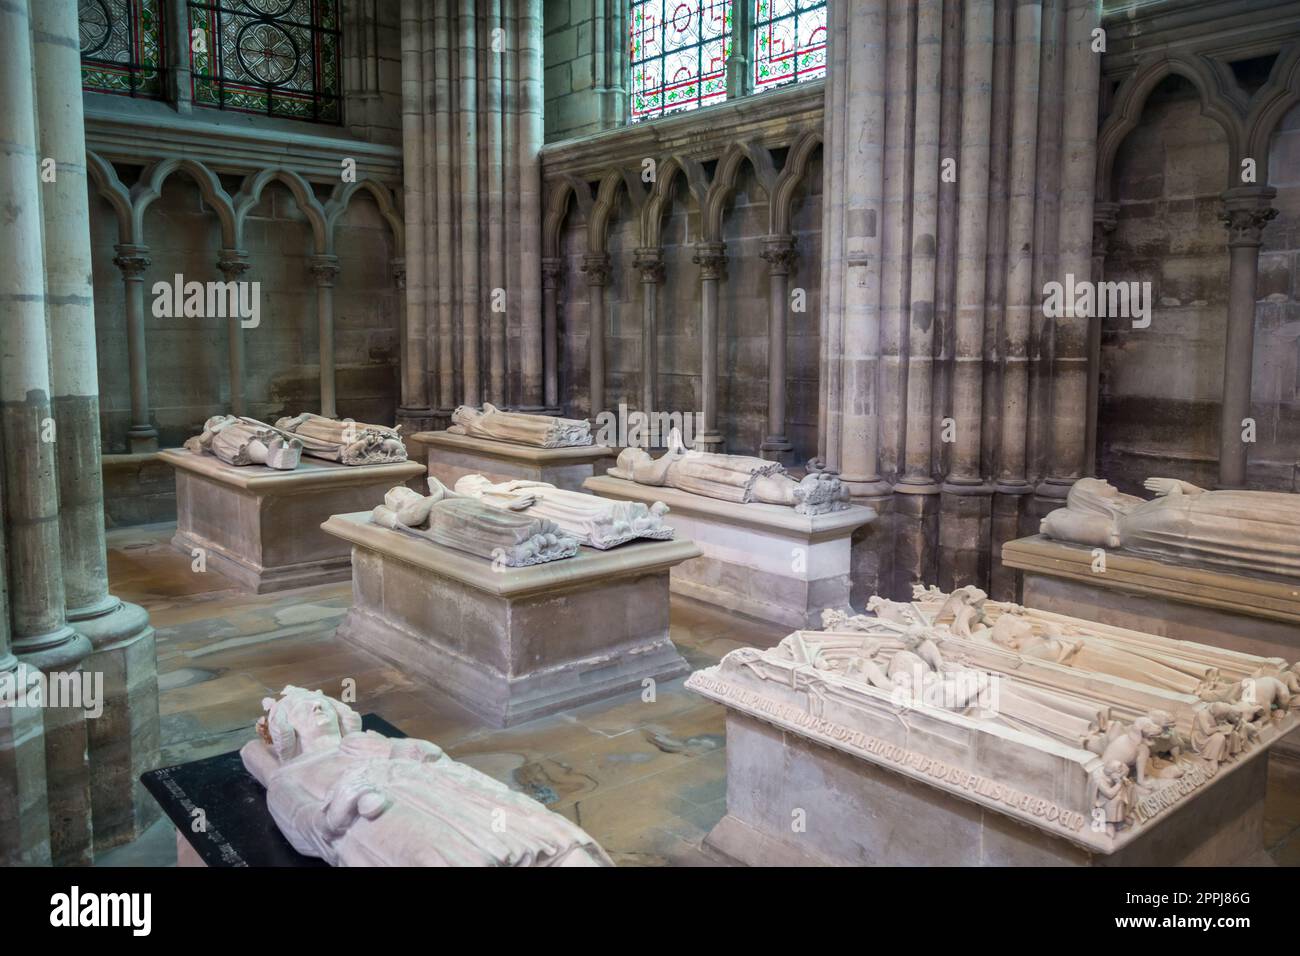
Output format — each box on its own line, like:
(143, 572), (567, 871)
(310, 255), (342, 419)
(1084, 200), (1118, 474)
(217, 250), (251, 416)
(692, 242), (727, 452)
(112, 245), (159, 452)
(760, 235), (797, 461)
(166, 0), (193, 112)
(433, 3), (456, 415)
(457, 0), (481, 407)
(634, 247), (665, 419)
(939, 0), (996, 591)
(518, 0), (547, 408)
(35, 0), (159, 853)
(398, 0), (433, 429)
(1217, 187), (1278, 489)
(541, 256), (563, 410)
(485, 0), (506, 406)
(2, 0), (94, 866)
(1042, 0), (1102, 496)
(0, 1), (50, 866)
(581, 253), (611, 420)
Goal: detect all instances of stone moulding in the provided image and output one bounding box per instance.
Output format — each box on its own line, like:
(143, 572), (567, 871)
(1003, 534), (1300, 626)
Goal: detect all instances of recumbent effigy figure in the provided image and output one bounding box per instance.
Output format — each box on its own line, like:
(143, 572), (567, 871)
(184, 415), (303, 470)
(275, 412), (408, 465)
(241, 686), (612, 866)
(448, 403), (593, 448)
(453, 475), (672, 549)
(1039, 476), (1300, 579)
(609, 428), (850, 516)
(372, 477), (579, 567)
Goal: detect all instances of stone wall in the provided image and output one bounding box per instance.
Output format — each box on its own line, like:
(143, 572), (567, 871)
(544, 0), (609, 142)
(1098, 81), (1300, 494)
(557, 155), (823, 464)
(91, 174), (400, 523)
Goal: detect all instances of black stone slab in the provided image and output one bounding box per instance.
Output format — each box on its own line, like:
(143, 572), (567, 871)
(141, 714), (405, 867)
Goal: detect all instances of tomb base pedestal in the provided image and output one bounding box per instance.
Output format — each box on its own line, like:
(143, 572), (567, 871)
(584, 475), (876, 629)
(411, 430), (616, 492)
(322, 512), (700, 726)
(161, 449), (424, 594)
(703, 710), (1271, 867)
(1002, 535), (1300, 662)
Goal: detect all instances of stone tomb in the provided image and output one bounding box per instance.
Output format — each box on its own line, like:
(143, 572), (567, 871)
(322, 511), (700, 726)
(1003, 534), (1300, 663)
(689, 595), (1298, 866)
(161, 448), (424, 593)
(411, 430), (617, 493)
(584, 474), (876, 629)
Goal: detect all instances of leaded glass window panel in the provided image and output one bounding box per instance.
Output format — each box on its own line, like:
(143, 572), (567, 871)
(188, 0), (342, 123)
(630, 0), (733, 122)
(79, 0), (167, 98)
(752, 0), (827, 91)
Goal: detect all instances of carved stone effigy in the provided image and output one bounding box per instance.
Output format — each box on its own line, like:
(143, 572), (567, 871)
(184, 415), (302, 470)
(586, 454), (875, 628)
(373, 478), (578, 567)
(448, 403), (592, 447)
(690, 586), (1299, 866)
(240, 686), (612, 866)
(1005, 477), (1300, 666)
(275, 412), (408, 465)
(323, 509), (698, 726)
(454, 475), (673, 549)
(609, 428), (849, 516)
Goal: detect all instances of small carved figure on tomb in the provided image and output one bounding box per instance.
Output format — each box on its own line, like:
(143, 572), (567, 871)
(1191, 702), (1239, 768)
(1089, 760), (1135, 836)
(1100, 716), (1163, 788)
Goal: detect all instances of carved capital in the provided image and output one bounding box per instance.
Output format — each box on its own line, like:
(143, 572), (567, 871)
(216, 248), (251, 281)
(759, 234), (798, 275)
(581, 253), (612, 287)
(692, 241), (727, 281)
(541, 256), (565, 291)
(1091, 202), (1119, 259)
(633, 246), (666, 284)
(390, 256), (406, 290)
(1219, 204), (1278, 247)
(112, 244), (151, 279)
(309, 254), (342, 286)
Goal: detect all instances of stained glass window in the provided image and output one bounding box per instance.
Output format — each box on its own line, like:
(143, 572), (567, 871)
(752, 0), (827, 91)
(188, 0), (342, 123)
(79, 0), (167, 98)
(630, 1), (733, 122)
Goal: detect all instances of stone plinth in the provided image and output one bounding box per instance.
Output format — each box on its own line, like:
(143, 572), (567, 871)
(1002, 534), (1300, 662)
(322, 512), (700, 726)
(161, 449), (424, 594)
(584, 475), (877, 629)
(702, 709), (1270, 867)
(689, 627), (1293, 866)
(411, 430), (616, 492)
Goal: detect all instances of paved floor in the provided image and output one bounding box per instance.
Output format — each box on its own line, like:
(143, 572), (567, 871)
(96, 522), (1300, 867)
